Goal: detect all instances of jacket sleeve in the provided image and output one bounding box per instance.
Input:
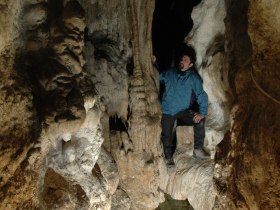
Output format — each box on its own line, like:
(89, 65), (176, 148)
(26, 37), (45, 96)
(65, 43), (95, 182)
(192, 75), (208, 117)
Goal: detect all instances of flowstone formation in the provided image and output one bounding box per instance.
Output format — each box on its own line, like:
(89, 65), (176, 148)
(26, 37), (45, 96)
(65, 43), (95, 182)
(0, 0), (279, 210)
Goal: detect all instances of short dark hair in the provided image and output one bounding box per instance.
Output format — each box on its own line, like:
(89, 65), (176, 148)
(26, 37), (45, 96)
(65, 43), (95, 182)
(176, 44), (202, 81)
(177, 44), (196, 64)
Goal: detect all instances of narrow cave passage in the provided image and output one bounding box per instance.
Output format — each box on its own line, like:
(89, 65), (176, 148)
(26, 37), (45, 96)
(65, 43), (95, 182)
(152, 0), (201, 71)
(152, 1), (203, 210)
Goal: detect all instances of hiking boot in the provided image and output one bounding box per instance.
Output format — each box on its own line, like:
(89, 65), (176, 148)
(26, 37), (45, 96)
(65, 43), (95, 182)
(193, 148), (210, 159)
(166, 158), (175, 166)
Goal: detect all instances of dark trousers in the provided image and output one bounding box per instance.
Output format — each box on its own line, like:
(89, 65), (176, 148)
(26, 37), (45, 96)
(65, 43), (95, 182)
(161, 110), (205, 159)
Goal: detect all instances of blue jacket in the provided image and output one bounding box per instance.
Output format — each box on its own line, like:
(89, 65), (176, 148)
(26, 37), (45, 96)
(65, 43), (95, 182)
(160, 68), (208, 117)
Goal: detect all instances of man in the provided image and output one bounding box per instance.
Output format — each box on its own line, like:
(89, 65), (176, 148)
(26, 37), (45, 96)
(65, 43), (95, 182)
(160, 45), (209, 166)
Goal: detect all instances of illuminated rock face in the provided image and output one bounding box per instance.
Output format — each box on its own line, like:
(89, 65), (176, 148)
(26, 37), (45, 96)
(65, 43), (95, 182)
(0, 1), (102, 209)
(0, 0), (279, 210)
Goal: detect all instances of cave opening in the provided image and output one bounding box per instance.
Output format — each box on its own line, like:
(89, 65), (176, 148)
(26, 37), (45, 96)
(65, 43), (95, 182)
(152, 0), (201, 71)
(152, 1), (202, 209)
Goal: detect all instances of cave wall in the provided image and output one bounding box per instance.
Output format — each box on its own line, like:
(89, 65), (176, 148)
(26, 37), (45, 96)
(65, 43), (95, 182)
(0, 0), (103, 209)
(214, 0), (280, 209)
(78, 1), (164, 209)
(0, 0), (216, 209)
(0, 1), (40, 208)
(184, 0), (231, 158)
(0, 0), (279, 210)
(0, 0), (163, 209)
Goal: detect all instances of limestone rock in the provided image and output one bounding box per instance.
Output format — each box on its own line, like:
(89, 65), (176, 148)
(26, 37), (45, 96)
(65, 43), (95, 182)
(1, 0), (280, 210)
(111, 189), (131, 210)
(166, 157), (215, 210)
(96, 147), (119, 195)
(157, 128), (216, 210)
(186, 0), (226, 68)
(50, 0), (85, 75)
(0, 2), (40, 209)
(184, 0), (230, 158)
(214, 0), (280, 209)
(0, 1), (100, 209)
(23, 3), (48, 30)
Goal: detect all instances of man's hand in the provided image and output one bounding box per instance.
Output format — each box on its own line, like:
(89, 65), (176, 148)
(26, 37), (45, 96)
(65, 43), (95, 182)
(193, 112), (204, 123)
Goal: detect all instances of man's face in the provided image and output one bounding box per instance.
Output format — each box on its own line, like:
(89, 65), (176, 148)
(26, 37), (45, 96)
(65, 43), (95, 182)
(179, 55), (193, 71)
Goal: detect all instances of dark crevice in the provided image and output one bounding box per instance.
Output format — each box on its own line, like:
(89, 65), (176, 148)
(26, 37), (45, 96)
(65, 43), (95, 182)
(152, 0), (201, 71)
(225, 0), (253, 98)
(48, 0), (64, 20)
(109, 116), (128, 132)
(126, 56), (134, 76)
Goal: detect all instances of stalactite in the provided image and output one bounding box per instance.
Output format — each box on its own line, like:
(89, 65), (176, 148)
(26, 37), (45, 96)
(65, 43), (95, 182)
(129, 0), (143, 80)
